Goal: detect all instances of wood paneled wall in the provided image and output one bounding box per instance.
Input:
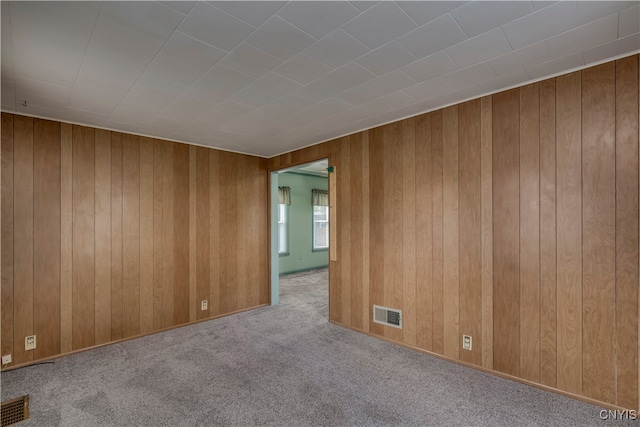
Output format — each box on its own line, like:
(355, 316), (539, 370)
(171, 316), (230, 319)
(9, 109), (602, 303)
(269, 55), (640, 410)
(1, 117), (269, 365)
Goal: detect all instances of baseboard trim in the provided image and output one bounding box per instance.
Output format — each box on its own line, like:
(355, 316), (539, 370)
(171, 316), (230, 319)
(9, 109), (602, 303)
(1, 304), (269, 372)
(329, 319), (636, 412)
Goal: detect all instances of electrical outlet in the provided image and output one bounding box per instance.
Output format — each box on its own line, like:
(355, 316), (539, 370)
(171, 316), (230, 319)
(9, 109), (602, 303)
(2, 354), (11, 365)
(201, 300), (208, 311)
(25, 335), (36, 351)
(463, 335), (472, 351)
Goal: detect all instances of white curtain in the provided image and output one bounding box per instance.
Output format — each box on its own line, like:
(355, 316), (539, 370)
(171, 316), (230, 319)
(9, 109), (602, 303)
(312, 189), (328, 206)
(278, 186), (291, 205)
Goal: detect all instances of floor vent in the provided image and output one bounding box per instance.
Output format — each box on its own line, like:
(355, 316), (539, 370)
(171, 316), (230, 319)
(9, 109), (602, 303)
(373, 305), (402, 329)
(1, 395), (29, 426)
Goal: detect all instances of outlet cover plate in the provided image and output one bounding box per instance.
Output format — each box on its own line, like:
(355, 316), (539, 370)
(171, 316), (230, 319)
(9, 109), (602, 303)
(463, 335), (472, 351)
(25, 335), (36, 351)
(2, 354), (11, 364)
(201, 300), (208, 311)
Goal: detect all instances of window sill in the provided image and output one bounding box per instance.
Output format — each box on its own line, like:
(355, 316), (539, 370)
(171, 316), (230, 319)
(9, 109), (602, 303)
(279, 252), (290, 257)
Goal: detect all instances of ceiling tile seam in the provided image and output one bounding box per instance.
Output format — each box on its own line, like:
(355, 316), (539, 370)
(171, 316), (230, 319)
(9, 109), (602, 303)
(210, 0), (289, 30)
(159, 1), (195, 16)
(448, 11), (471, 39)
(226, 74), (306, 113)
(299, 28), (371, 68)
(393, 0), (422, 28)
(261, 13), (321, 43)
(499, 25), (516, 51)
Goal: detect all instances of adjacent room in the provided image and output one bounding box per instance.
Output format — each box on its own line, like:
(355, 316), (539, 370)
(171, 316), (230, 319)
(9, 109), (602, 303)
(1, 1), (639, 425)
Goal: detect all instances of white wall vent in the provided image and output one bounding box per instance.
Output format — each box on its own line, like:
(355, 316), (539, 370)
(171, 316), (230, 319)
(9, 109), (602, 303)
(373, 305), (402, 329)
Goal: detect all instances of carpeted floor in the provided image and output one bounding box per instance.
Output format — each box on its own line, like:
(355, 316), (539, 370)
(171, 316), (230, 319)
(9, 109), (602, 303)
(0, 268), (631, 426)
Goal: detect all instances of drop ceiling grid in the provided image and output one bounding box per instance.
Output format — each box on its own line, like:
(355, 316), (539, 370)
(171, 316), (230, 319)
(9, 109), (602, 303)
(1, 1), (638, 157)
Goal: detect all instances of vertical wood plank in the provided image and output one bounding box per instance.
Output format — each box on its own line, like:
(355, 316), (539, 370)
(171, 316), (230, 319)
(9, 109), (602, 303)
(139, 137), (154, 334)
(392, 124), (403, 343)
(402, 118), (416, 347)
(350, 133), (364, 330)
(173, 144), (190, 324)
(61, 124), (73, 353)
(341, 137), (352, 327)
(246, 156), (260, 308)
(236, 155), (248, 310)
(432, 111), (445, 355)
(257, 158), (269, 306)
(94, 129), (111, 345)
(72, 125), (95, 350)
(189, 146), (197, 321)
(1, 114), (14, 361)
(492, 89), (520, 376)
(556, 71), (582, 394)
(539, 80), (557, 387)
(519, 84), (541, 382)
(615, 55), (639, 409)
(153, 140), (164, 330)
(111, 133), (123, 340)
(209, 150), (220, 315)
(162, 141), (174, 327)
(458, 100), (482, 366)
(481, 96), (494, 370)
(416, 113), (432, 351)
(219, 151), (237, 314)
(582, 63), (616, 403)
(122, 134), (140, 338)
(369, 127), (385, 336)
(331, 142), (342, 323)
(362, 132), (371, 333)
(443, 106), (459, 359)
(196, 147), (210, 319)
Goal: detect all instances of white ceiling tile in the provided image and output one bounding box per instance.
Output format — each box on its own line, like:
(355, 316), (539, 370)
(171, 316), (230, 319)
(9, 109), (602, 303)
(296, 63), (376, 100)
(502, 1), (580, 50)
(220, 43), (283, 79)
(441, 63), (497, 90)
(303, 29), (370, 69)
(583, 33), (640, 65)
(354, 41), (417, 76)
(64, 108), (110, 127)
(577, 1), (638, 24)
(245, 15), (317, 61)
(18, 1), (101, 31)
(14, 76), (72, 101)
(67, 84), (126, 115)
(339, 70), (416, 105)
(401, 52), (459, 83)
(183, 65), (255, 104)
(272, 53), (333, 85)
(141, 116), (185, 135)
(342, 2), (418, 49)
(157, 95), (217, 122)
(208, 1), (286, 28)
(109, 102), (161, 125)
(545, 13), (619, 59)
(122, 76), (187, 110)
(230, 87), (278, 109)
(145, 32), (226, 87)
(1, 81), (15, 109)
(158, 1), (196, 15)
(445, 28), (512, 69)
(16, 91), (68, 111)
(405, 77), (455, 102)
(197, 101), (254, 123)
(451, 1), (533, 38)
(350, 1), (379, 12)
(620, 5), (640, 37)
(100, 1), (184, 41)
(16, 104), (64, 120)
(253, 94), (315, 120)
(248, 73), (302, 99)
(286, 98), (352, 126)
(277, 1), (360, 39)
(220, 114), (271, 135)
(487, 41), (550, 76)
(398, 13), (468, 59)
(179, 2), (255, 51)
(532, 2), (557, 11)
(397, 1), (468, 26)
(525, 51), (585, 80)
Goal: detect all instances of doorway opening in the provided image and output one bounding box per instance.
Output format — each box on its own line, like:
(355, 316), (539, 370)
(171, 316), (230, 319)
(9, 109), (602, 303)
(270, 159), (329, 318)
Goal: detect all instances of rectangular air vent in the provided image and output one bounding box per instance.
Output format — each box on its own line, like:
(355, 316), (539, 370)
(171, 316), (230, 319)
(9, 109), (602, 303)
(1, 395), (29, 426)
(373, 305), (402, 329)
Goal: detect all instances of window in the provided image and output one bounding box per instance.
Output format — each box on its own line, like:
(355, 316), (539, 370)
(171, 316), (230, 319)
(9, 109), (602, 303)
(313, 205), (329, 250)
(278, 203), (288, 255)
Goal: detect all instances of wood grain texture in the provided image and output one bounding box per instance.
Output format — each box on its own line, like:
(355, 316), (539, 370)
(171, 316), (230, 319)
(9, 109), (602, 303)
(33, 119), (62, 359)
(458, 100), (481, 366)
(331, 140), (343, 324)
(361, 133), (370, 333)
(94, 129), (111, 345)
(196, 147), (210, 320)
(615, 55), (639, 409)
(492, 89), (520, 376)
(122, 134), (140, 338)
(61, 123), (73, 353)
(153, 140), (164, 330)
(173, 144), (190, 324)
(402, 119), (416, 346)
(258, 158), (269, 306)
(480, 96), (493, 370)
(1, 114), (14, 361)
(519, 84), (540, 382)
(72, 125), (95, 350)
(341, 137), (352, 328)
(391, 124), (403, 343)
(556, 71), (582, 394)
(219, 151), (237, 314)
(209, 150), (220, 315)
(236, 155), (248, 311)
(539, 79), (557, 387)
(369, 127), (384, 336)
(443, 106), (459, 359)
(111, 133), (124, 340)
(415, 113), (432, 351)
(350, 134), (364, 330)
(162, 141), (174, 327)
(431, 110), (445, 355)
(189, 146), (197, 321)
(140, 137), (154, 334)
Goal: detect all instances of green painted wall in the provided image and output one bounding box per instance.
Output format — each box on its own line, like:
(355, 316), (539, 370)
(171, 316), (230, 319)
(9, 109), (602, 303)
(278, 172), (328, 275)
